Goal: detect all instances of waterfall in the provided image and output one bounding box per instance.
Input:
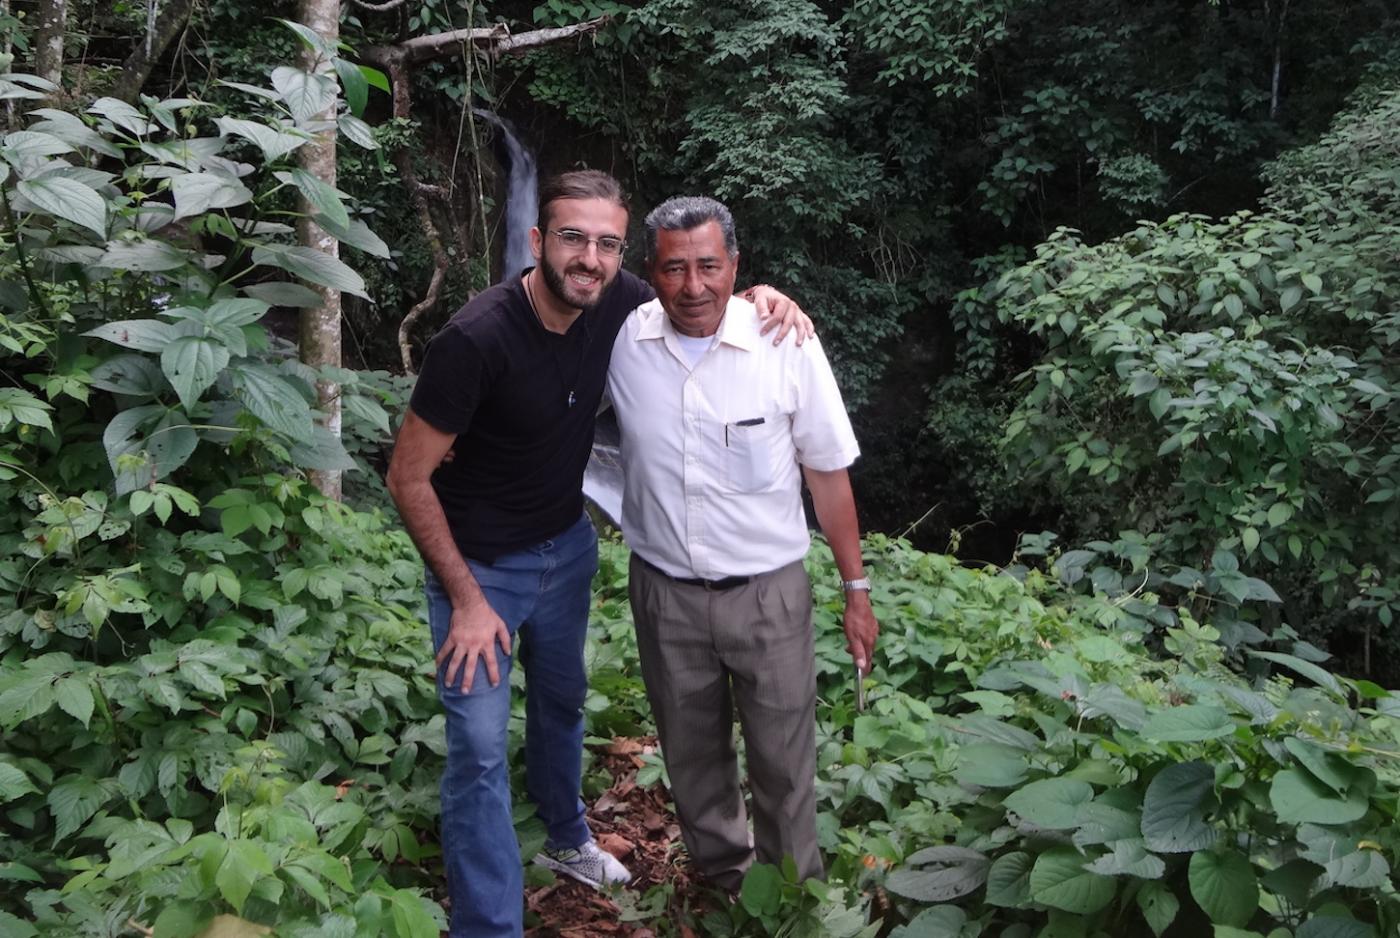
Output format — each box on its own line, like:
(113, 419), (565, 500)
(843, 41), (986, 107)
(473, 108), (538, 283)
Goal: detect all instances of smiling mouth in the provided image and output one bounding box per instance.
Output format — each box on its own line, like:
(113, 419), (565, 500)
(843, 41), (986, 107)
(567, 271), (600, 287)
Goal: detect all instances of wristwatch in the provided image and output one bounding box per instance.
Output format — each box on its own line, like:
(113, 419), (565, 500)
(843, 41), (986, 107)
(842, 577), (872, 593)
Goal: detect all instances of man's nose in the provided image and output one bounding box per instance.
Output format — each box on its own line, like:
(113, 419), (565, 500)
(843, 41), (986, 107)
(682, 268), (704, 296)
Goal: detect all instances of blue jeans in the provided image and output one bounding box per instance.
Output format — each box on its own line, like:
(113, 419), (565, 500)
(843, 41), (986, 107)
(425, 513), (598, 938)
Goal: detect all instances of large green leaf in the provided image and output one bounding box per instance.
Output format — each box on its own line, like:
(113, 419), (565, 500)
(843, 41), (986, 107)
(984, 851), (1033, 908)
(48, 775), (108, 842)
(1269, 769), (1369, 825)
(1141, 761), (1217, 853)
(337, 114), (378, 150)
(1284, 737), (1362, 795)
(272, 67), (336, 123)
(1028, 847), (1115, 914)
(885, 846), (990, 902)
(1321, 850), (1390, 889)
(85, 318), (176, 353)
(739, 862), (782, 916)
(171, 171), (253, 221)
(161, 336), (229, 410)
(1003, 777), (1094, 829)
(215, 839), (273, 913)
(98, 240), (191, 272)
(229, 363), (314, 438)
(955, 742), (1028, 788)
(215, 116), (307, 162)
(889, 906), (968, 938)
(313, 212), (390, 258)
(251, 244), (368, 298)
(1136, 880), (1179, 937)
(242, 281), (323, 308)
(1296, 918), (1376, 938)
(103, 404), (164, 491)
(89, 353), (165, 398)
(1188, 850), (1258, 927)
(17, 175), (108, 236)
(1084, 839), (1165, 879)
(0, 763), (39, 803)
(1247, 651), (1344, 698)
(1140, 704), (1235, 742)
(146, 409), (199, 482)
(333, 57), (368, 117)
(288, 168), (349, 231)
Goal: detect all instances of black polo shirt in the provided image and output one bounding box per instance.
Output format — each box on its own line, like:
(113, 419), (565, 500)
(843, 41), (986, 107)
(409, 269), (654, 561)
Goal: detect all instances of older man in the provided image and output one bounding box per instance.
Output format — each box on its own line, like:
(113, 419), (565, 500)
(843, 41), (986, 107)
(606, 196), (879, 889)
(387, 172), (809, 938)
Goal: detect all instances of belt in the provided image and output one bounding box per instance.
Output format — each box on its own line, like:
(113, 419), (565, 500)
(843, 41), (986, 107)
(639, 555), (751, 591)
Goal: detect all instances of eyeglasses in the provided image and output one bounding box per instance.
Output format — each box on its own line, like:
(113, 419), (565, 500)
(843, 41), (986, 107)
(548, 228), (626, 257)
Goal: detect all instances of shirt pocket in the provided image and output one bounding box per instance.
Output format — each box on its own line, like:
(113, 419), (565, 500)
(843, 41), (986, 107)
(723, 413), (787, 494)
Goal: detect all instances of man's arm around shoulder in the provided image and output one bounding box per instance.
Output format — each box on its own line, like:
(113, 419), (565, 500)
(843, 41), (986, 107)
(387, 408), (510, 692)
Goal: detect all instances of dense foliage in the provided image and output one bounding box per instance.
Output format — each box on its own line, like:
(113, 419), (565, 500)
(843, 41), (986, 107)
(4, 1), (1400, 935)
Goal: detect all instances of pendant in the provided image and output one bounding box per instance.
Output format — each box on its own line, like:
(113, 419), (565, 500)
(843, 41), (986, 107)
(567, 391), (576, 407)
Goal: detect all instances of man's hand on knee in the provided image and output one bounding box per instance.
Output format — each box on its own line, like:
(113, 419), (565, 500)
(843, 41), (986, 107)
(437, 599), (512, 692)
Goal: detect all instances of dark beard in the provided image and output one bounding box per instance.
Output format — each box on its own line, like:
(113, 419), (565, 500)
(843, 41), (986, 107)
(539, 248), (609, 311)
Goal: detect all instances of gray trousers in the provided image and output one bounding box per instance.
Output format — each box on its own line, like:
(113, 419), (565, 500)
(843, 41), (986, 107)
(628, 554), (823, 890)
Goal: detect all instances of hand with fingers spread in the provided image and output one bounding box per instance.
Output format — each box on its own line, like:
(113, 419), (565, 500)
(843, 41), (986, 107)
(744, 284), (816, 345)
(436, 596), (512, 693)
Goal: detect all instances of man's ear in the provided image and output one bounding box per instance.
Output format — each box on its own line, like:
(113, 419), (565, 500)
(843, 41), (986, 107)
(529, 226), (543, 260)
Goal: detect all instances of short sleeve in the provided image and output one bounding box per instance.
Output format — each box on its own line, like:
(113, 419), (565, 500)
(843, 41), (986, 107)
(409, 324), (487, 434)
(790, 337), (860, 471)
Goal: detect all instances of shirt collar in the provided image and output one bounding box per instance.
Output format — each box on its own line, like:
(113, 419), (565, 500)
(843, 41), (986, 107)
(635, 294), (759, 352)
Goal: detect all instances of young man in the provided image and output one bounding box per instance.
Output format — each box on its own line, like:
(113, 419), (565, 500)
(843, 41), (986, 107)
(386, 171), (807, 938)
(606, 195), (878, 890)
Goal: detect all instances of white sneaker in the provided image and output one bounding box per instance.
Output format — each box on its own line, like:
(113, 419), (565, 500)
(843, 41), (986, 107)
(533, 839), (632, 889)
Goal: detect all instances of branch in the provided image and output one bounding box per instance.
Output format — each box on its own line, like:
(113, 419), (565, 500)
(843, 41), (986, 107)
(110, 0), (196, 103)
(351, 0), (411, 10)
(364, 17), (608, 66)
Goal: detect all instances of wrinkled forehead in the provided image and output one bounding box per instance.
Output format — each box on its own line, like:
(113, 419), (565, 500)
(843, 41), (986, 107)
(651, 221), (733, 264)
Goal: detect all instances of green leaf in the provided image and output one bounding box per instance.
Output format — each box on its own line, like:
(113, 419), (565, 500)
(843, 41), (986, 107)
(48, 775), (107, 842)
(97, 239), (191, 271)
(1189, 850), (1258, 926)
(1247, 651), (1344, 698)
(171, 171), (253, 221)
(252, 244), (368, 298)
(229, 363), (314, 438)
(891, 906), (968, 938)
(1241, 527), (1259, 554)
(1284, 737), (1361, 795)
(314, 212), (390, 258)
(216, 839), (273, 913)
(90, 353), (165, 398)
(984, 851), (1033, 907)
(333, 57), (368, 117)
(1266, 502), (1293, 527)
(0, 911), (38, 938)
(386, 887), (439, 938)
(282, 863), (331, 908)
(1028, 847), (1115, 914)
(161, 336), (229, 410)
(85, 318), (175, 353)
(1297, 918), (1374, 938)
(1141, 761), (1217, 853)
(152, 902), (212, 938)
(0, 762), (39, 803)
(954, 742), (1028, 788)
(215, 116), (307, 162)
(740, 862), (783, 916)
(338, 114), (378, 150)
(288, 168), (350, 231)
(17, 175), (108, 236)
(272, 67), (336, 123)
(54, 676), (95, 728)
(1269, 769), (1369, 825)
(1137, 880), (1179, 937)
(1140, 704), (1235, 742)
(1321, 849), (1390, 889)
(242, 281), (323, 308)
(885, 846), (990, 902)
(1083, 839), (1165, 878)
(1003, 777), (1094, 829)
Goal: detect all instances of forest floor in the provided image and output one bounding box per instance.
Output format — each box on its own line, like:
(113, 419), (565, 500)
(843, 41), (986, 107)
(521, 736), (718, 938)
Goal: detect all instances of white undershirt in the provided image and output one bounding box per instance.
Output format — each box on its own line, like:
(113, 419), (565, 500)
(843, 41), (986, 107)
(673, 332), (715, 369)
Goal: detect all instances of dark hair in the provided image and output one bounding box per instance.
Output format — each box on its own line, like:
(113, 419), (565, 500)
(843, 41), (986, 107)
(643, 196), (738, 260)
(537, 170), (628, 230)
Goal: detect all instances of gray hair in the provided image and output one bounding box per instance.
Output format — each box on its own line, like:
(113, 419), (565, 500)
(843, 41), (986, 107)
(643, 196), (738, 260)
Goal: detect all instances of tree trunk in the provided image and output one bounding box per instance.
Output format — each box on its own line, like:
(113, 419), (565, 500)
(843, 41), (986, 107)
(33, 0), (66, 88)
(110, 0), (197, 103)
(297, 0), (343, 501)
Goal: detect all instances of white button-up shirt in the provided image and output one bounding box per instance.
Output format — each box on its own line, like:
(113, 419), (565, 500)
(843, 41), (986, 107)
(606, 296), (860, 579)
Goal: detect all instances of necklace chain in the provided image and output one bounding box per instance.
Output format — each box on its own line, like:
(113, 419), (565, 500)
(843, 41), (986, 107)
(524, 271), (590, 408)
